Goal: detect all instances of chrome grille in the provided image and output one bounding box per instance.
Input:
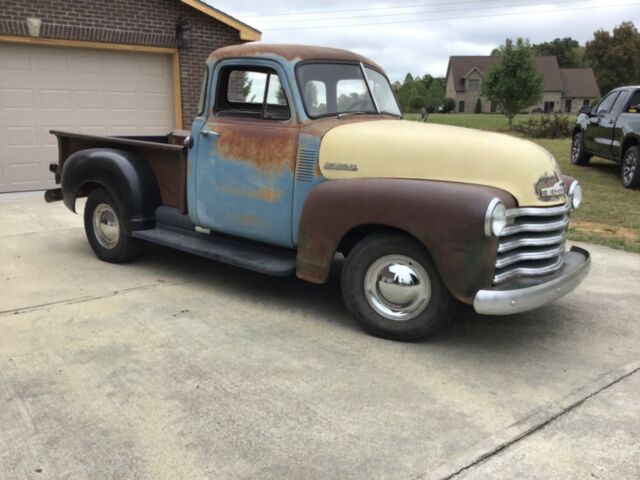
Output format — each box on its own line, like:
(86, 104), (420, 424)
(494, 202), (570, 285)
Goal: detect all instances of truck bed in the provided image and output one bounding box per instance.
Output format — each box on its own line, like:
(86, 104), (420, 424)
(51, 130), (190, 212)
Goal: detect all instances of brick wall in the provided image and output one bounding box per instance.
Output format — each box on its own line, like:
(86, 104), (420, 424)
(0, 0), (244, 126)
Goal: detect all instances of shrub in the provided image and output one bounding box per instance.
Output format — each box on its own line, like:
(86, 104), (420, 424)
(513, 114), (572, 138)
(474, 98), (483, 113)
(409, 96), (426, 111)
(441, 97), (455, 113)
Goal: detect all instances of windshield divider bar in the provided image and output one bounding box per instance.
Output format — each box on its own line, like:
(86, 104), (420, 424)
(360, 62), (380, 114)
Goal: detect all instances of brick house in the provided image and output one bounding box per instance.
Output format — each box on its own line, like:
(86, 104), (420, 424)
(0, 0), (260, 192)
(445, 55), (600, 115)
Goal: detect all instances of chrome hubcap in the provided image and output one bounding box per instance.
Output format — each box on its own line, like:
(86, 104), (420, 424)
(623, 152), (637, 185)
(93, 203), (120, 249)
(364, 255), (431, 321)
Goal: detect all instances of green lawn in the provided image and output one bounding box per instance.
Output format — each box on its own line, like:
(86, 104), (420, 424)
(405, 113), (575, 131)
(406, 113), (640, 253)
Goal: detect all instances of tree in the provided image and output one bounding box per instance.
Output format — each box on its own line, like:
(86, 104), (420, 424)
(481, 38), (543, 128)
(585, 21), (640, 95)
(534, 37), (583, 67)
(425, 80), (445, 111)
(409, 96), (426, 110)
(474, 98), (482, 114)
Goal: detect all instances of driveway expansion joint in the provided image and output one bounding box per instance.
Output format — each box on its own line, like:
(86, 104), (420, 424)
(414, 360), (640, 480)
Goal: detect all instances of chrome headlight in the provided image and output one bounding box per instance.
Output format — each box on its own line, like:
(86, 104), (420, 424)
(484, 198), (507, 237)
(568, 181), (582, 209)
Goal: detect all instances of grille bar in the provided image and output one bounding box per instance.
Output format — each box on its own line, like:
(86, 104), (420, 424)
(498, 231), (566, 253)
(496, 242), (566, 269)
(493, 202), (570, 285)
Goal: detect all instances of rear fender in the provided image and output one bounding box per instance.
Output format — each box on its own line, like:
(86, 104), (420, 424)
(60, 148), (161, 233)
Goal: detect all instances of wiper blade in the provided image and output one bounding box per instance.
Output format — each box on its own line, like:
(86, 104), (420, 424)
(337, 111), (367, 119)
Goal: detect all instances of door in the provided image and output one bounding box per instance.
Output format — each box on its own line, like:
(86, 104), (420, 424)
(0, 43), (175, 193)
(584, 91), (620, 158)
(193, 62), (298, 248)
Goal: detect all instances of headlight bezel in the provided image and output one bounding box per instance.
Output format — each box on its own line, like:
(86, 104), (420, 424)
(568, 181), (582, 209)
(484, 198), (507, 237)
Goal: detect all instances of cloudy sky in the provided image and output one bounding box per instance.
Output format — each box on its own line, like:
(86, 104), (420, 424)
(206, 0), (640, 82)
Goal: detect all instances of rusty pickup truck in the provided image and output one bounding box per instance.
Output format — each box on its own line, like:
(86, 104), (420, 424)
(46, 44), (591, 341)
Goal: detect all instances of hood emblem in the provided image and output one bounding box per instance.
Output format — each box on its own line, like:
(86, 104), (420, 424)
(535, 174), (565, 201)
(324, 162), (358, 172)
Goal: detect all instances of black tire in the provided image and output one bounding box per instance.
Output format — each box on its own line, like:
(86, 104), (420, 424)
(341, 232), (457, 341)
(571, 132), (591, 166)
(621, 145), (640, 189)
(84, 189), (143, 263)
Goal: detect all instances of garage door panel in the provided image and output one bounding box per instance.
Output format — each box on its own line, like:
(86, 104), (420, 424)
(1, 88), (35, 109)
(0, 43), (175, 193)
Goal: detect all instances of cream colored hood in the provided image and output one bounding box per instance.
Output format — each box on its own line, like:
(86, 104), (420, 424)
(318, 119), (566, 207)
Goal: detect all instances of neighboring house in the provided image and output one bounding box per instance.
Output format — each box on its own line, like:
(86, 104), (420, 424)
(445, 56), (600, 115)
(0, 0), (260, 193)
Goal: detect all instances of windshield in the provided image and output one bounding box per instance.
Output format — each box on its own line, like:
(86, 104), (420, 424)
(296, 63), (401, 118)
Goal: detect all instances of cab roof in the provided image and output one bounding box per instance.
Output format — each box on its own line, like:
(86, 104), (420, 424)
(208, 43), (384, 72)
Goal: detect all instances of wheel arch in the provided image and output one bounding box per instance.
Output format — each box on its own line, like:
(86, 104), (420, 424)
(60, 148), (161, 234)
(621, 135), (639, 159)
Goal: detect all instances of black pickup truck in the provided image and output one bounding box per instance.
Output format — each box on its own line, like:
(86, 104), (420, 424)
(571, 86), (640, 188)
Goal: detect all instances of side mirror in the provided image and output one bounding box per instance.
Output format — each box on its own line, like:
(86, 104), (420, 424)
(579, 105), (593, 115)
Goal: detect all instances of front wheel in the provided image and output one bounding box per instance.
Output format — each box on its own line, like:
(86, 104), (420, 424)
(84, 189), (143, 263)
(571, 132), (591, 166)
(621, 146), (640, 189)
(341, 233), (456, 341)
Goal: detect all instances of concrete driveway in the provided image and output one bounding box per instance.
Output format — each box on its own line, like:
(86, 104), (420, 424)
(1, 192), (639, 480)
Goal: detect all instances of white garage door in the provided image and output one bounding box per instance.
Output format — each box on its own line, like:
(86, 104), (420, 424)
(0, 43), (175, 193)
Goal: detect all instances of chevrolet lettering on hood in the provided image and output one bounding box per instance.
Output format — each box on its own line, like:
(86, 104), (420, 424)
(45, 43), (591, 342)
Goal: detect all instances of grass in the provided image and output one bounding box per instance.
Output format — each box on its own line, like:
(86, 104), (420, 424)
(407, 113), (640, 253)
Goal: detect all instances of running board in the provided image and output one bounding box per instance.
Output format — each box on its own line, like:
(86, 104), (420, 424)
(132, 225), (296, 276)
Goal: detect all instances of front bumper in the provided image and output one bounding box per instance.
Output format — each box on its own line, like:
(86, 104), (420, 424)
(473, 246), (590, 315)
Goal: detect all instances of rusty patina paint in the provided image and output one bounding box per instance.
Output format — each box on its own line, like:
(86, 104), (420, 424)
(296, 178), (517, 304)
(211, 120), (298, 175)
(219, 184), (282, 202)
(208, 44), (384, 72)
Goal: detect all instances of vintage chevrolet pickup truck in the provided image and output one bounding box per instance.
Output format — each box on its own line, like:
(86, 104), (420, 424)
(46, 44), (591, 341)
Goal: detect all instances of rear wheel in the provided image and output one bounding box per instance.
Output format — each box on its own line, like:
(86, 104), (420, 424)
(571, 132), (591, 166)
(621, 146), (640, 189)
(341, 233), (456, 341)
(84, 189), (143, 263)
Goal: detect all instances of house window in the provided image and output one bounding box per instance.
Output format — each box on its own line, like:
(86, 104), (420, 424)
(564, 99), (572, 113)
(468, 79), (480, 91)
(490, 101), (497, 113)
(583, 99), (590, 107)
(458, 101), (465, 113)
(544, 101), (555, 114)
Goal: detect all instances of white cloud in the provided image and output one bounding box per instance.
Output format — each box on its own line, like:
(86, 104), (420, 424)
(208, 0), (640, 81)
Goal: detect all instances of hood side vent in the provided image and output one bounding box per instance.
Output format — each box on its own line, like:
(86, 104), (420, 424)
(296, 147), (317, 182)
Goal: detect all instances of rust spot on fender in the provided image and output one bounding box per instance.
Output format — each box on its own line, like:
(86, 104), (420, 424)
(219, 184), (282, 202)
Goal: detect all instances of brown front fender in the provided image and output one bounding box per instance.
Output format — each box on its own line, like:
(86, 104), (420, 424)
(296, 179), (516, 303)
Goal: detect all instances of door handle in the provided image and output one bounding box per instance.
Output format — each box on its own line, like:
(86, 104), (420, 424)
(201, 129), (219, 137)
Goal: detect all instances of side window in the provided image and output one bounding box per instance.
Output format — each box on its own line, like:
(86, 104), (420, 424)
(611, 91), (630, 113)
(595, 92), (619, 114)
(215, 66), (290, 120)
(628, 91), (640, 113)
